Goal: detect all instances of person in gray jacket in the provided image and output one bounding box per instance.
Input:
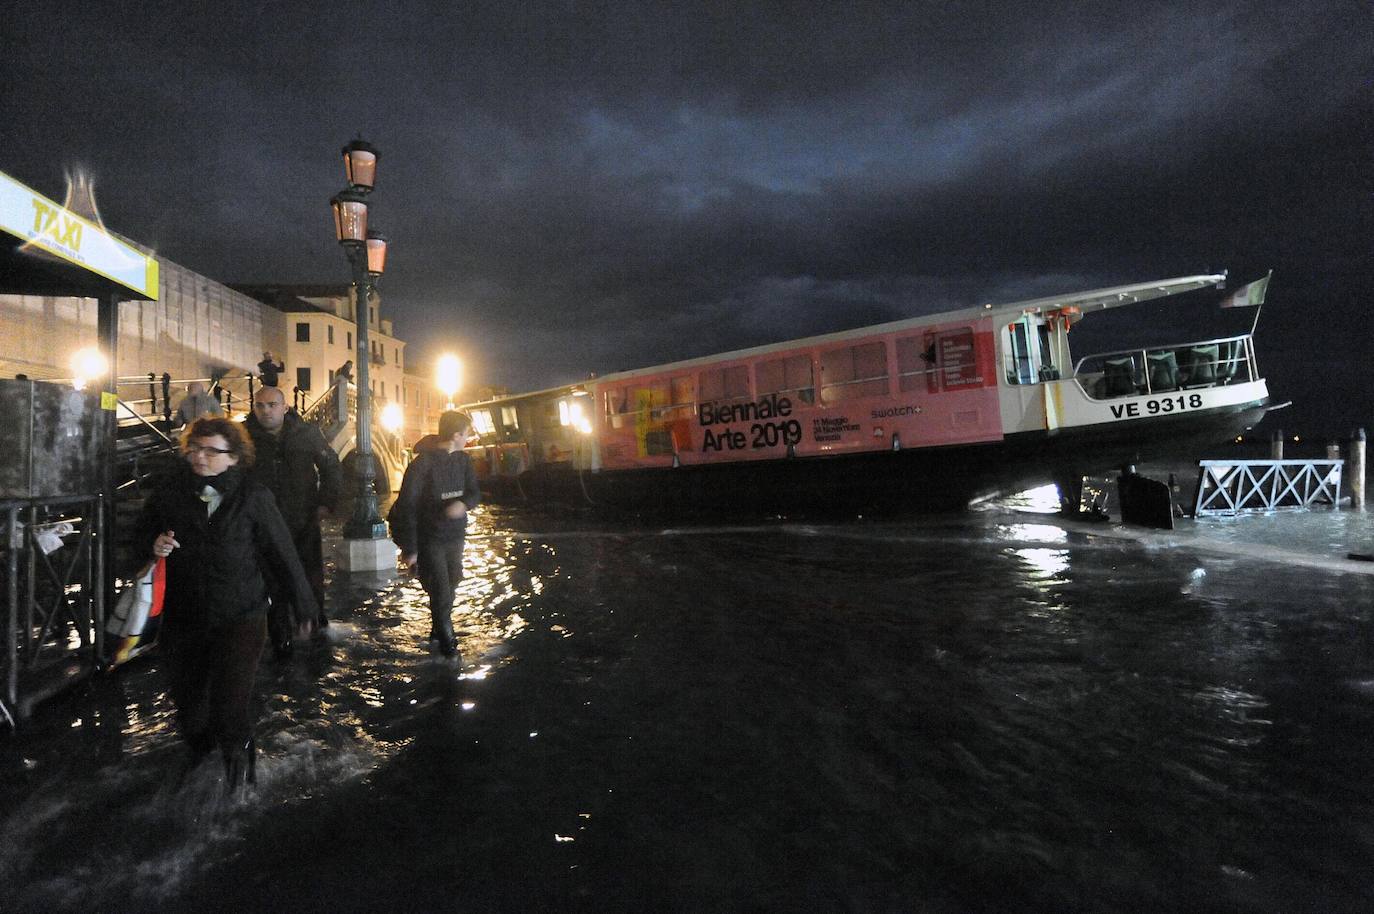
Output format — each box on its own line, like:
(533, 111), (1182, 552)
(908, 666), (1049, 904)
(173, 381), (223, 427)
(390, 411), (480, 658)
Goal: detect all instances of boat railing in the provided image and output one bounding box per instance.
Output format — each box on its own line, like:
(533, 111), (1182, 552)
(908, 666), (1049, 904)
(1072, 333), (1255, 401)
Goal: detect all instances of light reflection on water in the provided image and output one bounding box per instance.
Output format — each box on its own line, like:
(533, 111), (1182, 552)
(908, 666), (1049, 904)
(3, 504), (1374, 911)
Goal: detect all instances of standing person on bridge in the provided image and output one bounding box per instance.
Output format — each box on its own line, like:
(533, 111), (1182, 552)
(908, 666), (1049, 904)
(245, 384), (341, 658)
(391, 411), (480, 659)
(173, 381), (222, 427)
(257, 351), (284, 388)
(138, 416), (317, 789)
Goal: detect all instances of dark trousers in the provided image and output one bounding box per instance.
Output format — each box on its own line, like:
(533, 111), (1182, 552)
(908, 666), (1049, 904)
(418, 537), (466, 640)
(163, 613), (268, 750)
(268, 520), (326, 645)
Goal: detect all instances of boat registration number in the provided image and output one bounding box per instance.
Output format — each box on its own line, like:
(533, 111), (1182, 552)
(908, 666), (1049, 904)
(1109, 393), (1204, 419)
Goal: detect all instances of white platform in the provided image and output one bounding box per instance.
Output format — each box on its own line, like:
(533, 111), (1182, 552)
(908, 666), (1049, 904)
(338, 536), (399, 574)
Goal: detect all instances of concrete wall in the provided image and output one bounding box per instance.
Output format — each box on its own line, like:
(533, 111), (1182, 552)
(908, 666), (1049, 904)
(0, 255), (285, 391)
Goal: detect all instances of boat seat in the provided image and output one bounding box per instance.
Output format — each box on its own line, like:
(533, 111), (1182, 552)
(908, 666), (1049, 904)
(1182, 344), (1218, 386)
(1147, 350), (1179, 391)
(1102, 357), (1139, 397)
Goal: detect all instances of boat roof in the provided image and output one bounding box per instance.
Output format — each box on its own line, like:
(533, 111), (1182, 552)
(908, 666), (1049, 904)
(460, 272), (1227, 407)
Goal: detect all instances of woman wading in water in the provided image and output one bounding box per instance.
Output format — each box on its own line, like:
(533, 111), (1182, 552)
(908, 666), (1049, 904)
(137, 416), (317, 788)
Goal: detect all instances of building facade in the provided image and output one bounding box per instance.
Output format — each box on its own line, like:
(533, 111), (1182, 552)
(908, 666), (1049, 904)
(0, 256), (285, 392)
(234, 284), (412, 415)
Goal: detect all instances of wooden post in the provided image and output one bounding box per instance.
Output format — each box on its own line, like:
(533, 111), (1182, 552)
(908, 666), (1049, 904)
(1327, 441), (1341, 461)
(1351, 428), (1366, 510)
(1270, 429), (1284, 460)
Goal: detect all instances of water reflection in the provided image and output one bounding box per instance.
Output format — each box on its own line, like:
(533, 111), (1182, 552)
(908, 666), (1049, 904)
(5, 504), (1374, 912)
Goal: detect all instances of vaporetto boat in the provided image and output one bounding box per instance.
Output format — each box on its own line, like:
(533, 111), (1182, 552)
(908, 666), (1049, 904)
(457, 273), (1272, 514)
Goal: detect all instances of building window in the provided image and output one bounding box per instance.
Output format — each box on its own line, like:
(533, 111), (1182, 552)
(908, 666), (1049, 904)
(395, 348), (401, 365)
(296, 367), (311, 391)
(394, 384), (399, 401)
(347, 331), (353, 350)
(370, 307), (376, 325)
(295, 322), (310, 342)
(327, 325), (334, 345)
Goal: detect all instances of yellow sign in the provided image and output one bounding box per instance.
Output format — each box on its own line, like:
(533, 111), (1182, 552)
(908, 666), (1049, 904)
(0, 170), (159, 300)
(100, 391), (118, 411)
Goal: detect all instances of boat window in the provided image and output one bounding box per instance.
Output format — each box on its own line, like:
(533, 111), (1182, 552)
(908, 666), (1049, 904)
(655, 375), (695, 420)
(1036, 324), (1058, 380)
(1003, 319), (1036, 385)
(895, 336), (935, 393)
(558, 397), (591, 431)
(820, 342), (888, 404)
(471, 409), (496, 435)
(755, 354), (815, 404)
(501, 406), (519, 429)
(698, 365), (750, 406)
(604, 388), (630, 416)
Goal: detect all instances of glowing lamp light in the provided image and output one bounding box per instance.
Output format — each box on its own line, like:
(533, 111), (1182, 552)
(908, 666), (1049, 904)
(70, 347), (108, 391)
(330, 187), (368, 244)
(562, 399), (593, 434)
(436, 354), (462, 407)
(380, 401), (404, 434)
(365, 229), (388, 276)
(342, 137), (380, 190)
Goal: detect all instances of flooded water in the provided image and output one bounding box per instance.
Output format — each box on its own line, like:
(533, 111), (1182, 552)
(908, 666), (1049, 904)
(4, 501), (1374, 912)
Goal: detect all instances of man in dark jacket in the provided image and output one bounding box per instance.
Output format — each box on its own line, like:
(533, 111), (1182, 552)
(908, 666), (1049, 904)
(245, 385), (341, 656)
(257, 351), (284, 388)
(391, 411), (480, 658)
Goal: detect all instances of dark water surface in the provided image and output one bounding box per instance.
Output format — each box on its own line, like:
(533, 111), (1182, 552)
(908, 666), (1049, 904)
(4, 505), (1374, 912)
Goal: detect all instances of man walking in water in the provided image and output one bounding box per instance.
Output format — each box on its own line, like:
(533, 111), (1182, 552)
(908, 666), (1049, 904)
(390, 411), (480, 658)
(244, 384), (341, 658)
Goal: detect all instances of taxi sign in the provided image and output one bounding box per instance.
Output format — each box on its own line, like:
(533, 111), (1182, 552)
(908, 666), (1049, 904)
(0, 169), (158, 300)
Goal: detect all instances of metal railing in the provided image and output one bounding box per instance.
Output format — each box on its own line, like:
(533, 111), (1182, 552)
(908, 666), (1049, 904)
(2, 494), (104, 724)
(1193, 459), (1343, 516)
(1073, 333), (1255, 401)
(113, 371), (263, 425)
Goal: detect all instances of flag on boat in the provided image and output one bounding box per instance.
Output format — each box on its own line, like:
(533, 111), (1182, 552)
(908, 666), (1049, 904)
(1218, 271), (1271, 308)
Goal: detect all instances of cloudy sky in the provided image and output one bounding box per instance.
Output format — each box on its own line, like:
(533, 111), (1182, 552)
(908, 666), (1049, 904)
(4, 1), (1370, 431)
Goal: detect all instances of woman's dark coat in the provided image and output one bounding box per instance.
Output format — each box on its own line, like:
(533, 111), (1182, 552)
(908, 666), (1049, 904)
(135, 465), (317, 629)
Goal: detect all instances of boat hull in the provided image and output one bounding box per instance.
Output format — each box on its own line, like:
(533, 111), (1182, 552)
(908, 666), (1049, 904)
(481, 397), (1271, 516)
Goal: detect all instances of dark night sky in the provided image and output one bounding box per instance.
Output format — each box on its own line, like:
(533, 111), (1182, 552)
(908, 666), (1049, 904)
(4, 1), (1371, 435)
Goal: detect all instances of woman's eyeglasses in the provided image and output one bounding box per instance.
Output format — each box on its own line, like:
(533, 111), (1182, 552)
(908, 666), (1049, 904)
(185, 445), (233, 456)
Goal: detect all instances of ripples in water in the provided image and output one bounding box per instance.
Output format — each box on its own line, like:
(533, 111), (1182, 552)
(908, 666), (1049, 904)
(2, 504), (1374, 911)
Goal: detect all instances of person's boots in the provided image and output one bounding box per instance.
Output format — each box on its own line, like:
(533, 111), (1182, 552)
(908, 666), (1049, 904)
(222, 739), (257, 791)
(180, 731), (215, 781)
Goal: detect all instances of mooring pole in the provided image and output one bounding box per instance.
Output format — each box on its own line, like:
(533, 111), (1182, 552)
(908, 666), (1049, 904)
(1270, 429), (1284, 460)
(1351, 428), (1366, 510)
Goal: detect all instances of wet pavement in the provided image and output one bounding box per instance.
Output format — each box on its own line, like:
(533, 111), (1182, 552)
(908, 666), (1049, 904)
(3, 500), (1374, 912)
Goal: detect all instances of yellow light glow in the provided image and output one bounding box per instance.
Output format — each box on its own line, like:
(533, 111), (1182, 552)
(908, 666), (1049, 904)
(380, 401), (404, 433)
(70, 347), (108, 390)
(435, 354), (462, 405)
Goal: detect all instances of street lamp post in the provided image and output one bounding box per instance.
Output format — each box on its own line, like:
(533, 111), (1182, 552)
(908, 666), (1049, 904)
(330, 138), (391, 549)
